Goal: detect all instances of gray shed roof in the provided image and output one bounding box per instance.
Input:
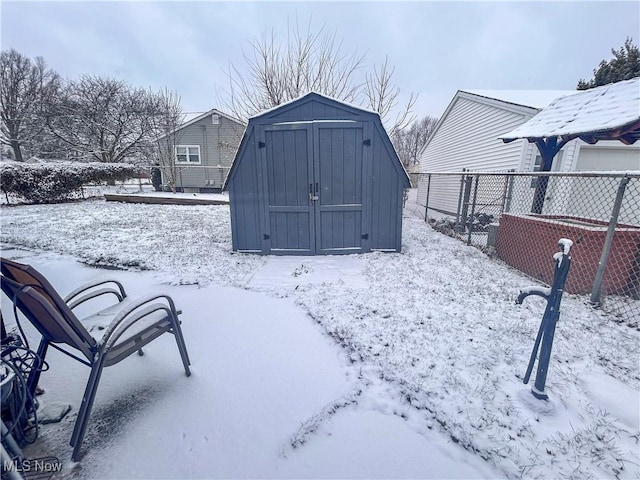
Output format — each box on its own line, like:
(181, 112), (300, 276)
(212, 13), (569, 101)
(500, 77), (640, 144)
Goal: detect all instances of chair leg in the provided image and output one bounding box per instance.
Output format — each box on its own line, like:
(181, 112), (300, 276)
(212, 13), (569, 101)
(26, 339), (49, 400)
(170, 316), (191, 376)
(70, 359), (105, 462)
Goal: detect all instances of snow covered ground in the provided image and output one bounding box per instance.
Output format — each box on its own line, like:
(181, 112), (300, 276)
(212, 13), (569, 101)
(1, 198), (638, 479)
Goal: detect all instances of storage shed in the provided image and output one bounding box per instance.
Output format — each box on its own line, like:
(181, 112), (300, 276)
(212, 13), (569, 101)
(223, 92), (410, 255)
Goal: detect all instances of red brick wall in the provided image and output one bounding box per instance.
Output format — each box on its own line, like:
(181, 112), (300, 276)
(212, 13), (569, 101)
(496, 214), (640, 295)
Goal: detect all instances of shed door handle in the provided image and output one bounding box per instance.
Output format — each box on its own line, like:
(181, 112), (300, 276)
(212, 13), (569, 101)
(309, 184), (319, 201)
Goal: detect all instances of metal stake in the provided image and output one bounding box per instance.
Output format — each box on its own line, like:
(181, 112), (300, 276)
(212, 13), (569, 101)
(516, 238), (573, 400)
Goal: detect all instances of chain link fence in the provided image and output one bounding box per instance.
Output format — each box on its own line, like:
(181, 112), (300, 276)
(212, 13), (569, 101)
(413, 171), (640, 326)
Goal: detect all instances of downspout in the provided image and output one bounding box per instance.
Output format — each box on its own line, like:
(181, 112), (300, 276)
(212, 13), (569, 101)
(201, 124), (210, 188)
(217, 120), (223, 189)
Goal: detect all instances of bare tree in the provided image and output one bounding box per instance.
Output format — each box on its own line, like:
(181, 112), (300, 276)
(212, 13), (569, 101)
(47, 75), (154, 163)
(220, 19), (415, 134)
(0, 49), (60, 162)
(143, 87), (184, 193)
(363, 56), (417, 135)
(392, 115), (438, 169)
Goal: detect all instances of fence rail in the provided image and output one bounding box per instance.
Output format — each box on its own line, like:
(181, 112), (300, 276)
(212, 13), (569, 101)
(413, 171), (640, 325)
(153, 164), (231, 192)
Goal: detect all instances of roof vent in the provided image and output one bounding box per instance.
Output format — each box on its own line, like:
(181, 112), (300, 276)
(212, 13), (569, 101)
(211, 114), (220, 125)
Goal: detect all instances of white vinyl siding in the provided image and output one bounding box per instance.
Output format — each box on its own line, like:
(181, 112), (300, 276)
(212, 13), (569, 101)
(417, 94), (534, 216)
(419, 96), (530, 173)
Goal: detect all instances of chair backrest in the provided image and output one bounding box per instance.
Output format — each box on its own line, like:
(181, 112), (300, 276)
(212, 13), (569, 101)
(1, 258), (97, 360)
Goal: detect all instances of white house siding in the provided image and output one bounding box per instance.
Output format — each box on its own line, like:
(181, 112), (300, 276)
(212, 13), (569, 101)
(418, 93), (533, 217)
(417, 88), (640, 224)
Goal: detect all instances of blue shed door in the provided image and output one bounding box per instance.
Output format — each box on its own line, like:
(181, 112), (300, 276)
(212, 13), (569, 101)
(262, 122), (367, 255)
(314, 123), (366, 254)
(264, 126), (315, 254)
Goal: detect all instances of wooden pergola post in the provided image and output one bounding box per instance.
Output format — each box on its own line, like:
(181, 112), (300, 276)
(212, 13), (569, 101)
(531, 137), (565, 214)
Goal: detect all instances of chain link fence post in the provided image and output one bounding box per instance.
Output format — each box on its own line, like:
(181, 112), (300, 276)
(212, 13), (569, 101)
(424, 173), (431, 222)
(590, 176), (631, 305)
(456, 169), (466, 227)
(467, 175), (480, 246)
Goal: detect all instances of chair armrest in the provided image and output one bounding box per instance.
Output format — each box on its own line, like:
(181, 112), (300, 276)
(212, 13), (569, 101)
(98, 293), (180, 350)
(64, 280), (127, 310)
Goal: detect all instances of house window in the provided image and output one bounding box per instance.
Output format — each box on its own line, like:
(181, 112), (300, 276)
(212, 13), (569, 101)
(530, 155), (542, 188)
(530, 151), (563, 188)
(175, 145), (201, 164)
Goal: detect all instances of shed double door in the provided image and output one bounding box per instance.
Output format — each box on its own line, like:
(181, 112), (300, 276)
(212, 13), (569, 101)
(262, 122), (368, 254)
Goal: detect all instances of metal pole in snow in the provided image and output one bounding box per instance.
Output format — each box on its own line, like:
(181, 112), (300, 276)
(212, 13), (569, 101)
(502, 169), (515, 215)
(516, 238), (573, 400)
(424, 174), (432, 222)
(467, 175), (480, 246)
(590, 176), (630, 305)
(456, 169), (466, 227)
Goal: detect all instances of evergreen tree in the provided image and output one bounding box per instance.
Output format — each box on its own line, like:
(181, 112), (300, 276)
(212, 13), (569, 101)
(577, 37), (640, 90)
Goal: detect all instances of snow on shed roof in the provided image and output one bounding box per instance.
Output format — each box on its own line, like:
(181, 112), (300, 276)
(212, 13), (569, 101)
(462, 89), (578, 110)
(500, 77), (640, 142)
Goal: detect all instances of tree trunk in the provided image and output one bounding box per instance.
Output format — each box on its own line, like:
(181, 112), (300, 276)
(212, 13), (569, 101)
(10, 140), (24, 162)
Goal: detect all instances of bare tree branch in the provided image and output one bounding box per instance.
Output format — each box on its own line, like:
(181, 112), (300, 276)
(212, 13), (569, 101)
(141, 87), (184, 192)
(392, 115), (439, 169)
(0, 49), (60, 161)
(47, 75), (155, 163)
(219, 18), (370, 123)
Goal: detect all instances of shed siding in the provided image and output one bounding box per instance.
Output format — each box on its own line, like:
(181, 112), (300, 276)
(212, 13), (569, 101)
(264, 101), (360, 123)
(226, 93), (408, 255)
(229, 128), (262, 251)
(370, 129), (401, 250)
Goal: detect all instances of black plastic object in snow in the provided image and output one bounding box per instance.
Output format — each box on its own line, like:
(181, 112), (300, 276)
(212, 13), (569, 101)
(516, 238), (573, 400)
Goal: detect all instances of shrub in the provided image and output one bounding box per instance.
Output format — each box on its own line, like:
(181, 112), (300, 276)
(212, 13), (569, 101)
(0, 160), (137, 204)
(151, 164), (162, 192)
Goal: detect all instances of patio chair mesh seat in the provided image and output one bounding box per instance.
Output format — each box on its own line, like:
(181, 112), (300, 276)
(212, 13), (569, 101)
(0, 257), (191, 461)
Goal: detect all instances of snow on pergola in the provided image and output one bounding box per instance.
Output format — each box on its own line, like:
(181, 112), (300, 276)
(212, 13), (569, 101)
(499, 77), (640, 214)
(500, 77), (640, 145)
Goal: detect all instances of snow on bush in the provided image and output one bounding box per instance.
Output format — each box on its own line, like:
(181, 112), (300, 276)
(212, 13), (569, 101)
(0, 160), (137, 204)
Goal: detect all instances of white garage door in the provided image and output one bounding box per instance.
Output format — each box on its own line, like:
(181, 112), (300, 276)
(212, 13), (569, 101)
(575, 147), (640, 171)
(571, 147), (640, 225)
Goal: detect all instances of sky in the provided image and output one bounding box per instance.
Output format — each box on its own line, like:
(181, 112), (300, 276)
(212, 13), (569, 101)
(1, 1), (639, 123)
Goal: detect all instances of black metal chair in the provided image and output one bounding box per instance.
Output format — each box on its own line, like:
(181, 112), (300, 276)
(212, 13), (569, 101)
(0, 257), (191, 461)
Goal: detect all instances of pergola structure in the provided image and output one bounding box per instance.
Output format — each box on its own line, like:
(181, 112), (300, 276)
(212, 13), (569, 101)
(500, 77), (640, 304)
(500, 77), (640, 214)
